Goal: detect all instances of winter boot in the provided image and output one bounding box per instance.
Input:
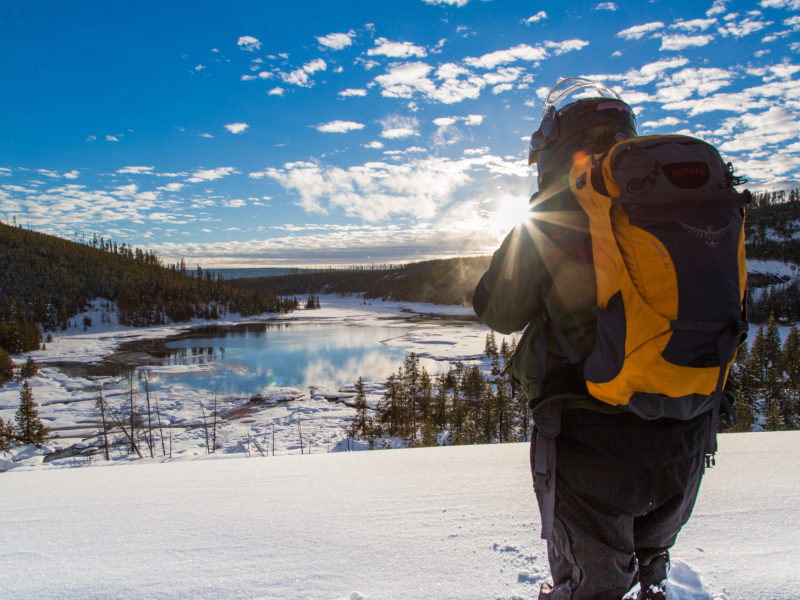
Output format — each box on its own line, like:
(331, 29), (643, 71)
(638, 551), (669, 600)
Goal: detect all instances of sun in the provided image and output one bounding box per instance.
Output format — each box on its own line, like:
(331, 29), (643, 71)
(490, 194), (532, 238)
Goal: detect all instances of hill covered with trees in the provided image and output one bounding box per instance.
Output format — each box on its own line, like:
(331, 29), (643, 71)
(230, 256), (491, 307)
(0, 223), (292, 359)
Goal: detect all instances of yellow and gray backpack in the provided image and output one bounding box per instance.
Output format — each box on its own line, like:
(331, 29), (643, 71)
(527, 79), (749, 540)
(569, 135), (749, 424)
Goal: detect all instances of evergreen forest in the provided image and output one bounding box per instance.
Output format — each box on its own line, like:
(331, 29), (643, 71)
(347, 332), (530, 448)
(0, 222), (293, 360)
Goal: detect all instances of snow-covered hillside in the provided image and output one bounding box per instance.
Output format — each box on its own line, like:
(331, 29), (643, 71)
(2, 431), (798, 600)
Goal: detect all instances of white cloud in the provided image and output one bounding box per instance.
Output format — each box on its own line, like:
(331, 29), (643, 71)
(117, 166), (155, 175)
(491, 83), (514, 94)
(224, 199), (247, 208)
(718, 14), (773, 37)
(160, 182), (185, 192)
(432, 114), (484, 145)
(368, 38), (427, 58)
(200, 133), (213, 138)
(760, 0), (800, 8)
(659, 33), (715, 50)
(0, 167), (11, 176)
(224, 122), (249, 134)
(481, 66), (523, 86)
(616, 22), (664, 40)
(546, 39), (590, 55)
(421, 0), (470, 6)
(268, 87), (285, 96)
(524, 11), (547, 24)
(433, 117), (458, 127)
(364, 141), (384, 149)
(237, 36), (261, 52)
(374, 61), (435, 99)
(314, 120), (365, 133)
(707, 0), (728, 17)
(717, 107), (800, 166)
(106, 135), (119, 142)
(316, 31), (354, 50)
(255, 152), (521, 224)
(339, 88), (368, 97)
(355, 57), (381, 71)
(465, 43), (548, 69)
(380, 115), (419, 139)
(188, 167), (238, 183)
(671, 18), (717, 31)
(640, 116), (683, 128)
(282, 58), (327, 87)
(594, 2), (618, 9)
(654, 67), (735, 103)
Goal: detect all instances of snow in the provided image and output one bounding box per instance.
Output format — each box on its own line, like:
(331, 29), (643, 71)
(1, 432), (798, 599)
(2, 296), (799, 598)
(747, 259), (798, 279)
(0, 295), (488, 468)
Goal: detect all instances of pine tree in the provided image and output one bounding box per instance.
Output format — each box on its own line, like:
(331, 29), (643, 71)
(20, 356), (38, 378)
(349, 376), (369, 440)
(14, 382), (47, 444)
(0, 415), (14, 451)
(0, 348), (13, 385)
(781, 324), (800, 429)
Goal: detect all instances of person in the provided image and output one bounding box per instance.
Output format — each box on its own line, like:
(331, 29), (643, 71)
(473, 79), (716, 600)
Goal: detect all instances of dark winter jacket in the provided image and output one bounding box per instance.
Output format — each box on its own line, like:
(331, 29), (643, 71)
(473, 186), (611, 410)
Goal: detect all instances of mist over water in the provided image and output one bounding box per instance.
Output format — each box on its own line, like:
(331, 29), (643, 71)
(142, 321), (428, 397)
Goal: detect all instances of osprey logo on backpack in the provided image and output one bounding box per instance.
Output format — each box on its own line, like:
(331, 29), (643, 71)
(568, 134), (749, 421)
(662, 162), (710, 188)
(679, 220), (736, 248)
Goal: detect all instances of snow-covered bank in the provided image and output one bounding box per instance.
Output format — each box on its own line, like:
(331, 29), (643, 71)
(0, 295), (490, 470)
(1, 431), (798, 600)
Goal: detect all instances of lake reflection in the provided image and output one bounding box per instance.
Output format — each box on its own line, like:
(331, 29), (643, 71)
(146, 321), (415, 396)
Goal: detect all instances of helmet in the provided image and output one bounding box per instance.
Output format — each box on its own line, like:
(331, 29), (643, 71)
(528, 78), (637, 182)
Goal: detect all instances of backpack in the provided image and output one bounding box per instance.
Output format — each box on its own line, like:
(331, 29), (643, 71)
(565, 134), (750, 422)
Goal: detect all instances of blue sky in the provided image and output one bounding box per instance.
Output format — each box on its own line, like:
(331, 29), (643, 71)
(1, 0), (798, 267)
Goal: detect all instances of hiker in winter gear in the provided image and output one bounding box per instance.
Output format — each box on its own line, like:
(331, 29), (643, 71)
(473, 78), (747, 600)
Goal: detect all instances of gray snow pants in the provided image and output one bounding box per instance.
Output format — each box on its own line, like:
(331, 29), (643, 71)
(532, 408), (710, 600)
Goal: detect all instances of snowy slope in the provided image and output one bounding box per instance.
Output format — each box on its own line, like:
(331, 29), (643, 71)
(2, 431), (798, 600)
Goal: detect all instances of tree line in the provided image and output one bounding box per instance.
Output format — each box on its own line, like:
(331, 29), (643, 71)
(728, 314), (800, 432)
(0, 222), (294, 356)
(231, 256), (492, 307)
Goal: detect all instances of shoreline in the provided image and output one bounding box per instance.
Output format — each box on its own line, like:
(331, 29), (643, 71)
(1, 295), (491, 470)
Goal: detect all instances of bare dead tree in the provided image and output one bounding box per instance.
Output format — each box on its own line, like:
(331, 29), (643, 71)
(101, 397), (143, 458)
(154, 396), (166, 457)
(144, 374), (154, 458)
(128, 370), (136, 453)
(298, 420), (304, 454)
(97, 387), (110, 461)
(249, 432), (266, 457)
(212, 392), (218, 452)
(200, 402), (210, 454)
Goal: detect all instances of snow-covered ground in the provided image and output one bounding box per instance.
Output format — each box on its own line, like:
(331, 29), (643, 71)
(2, 295), (799, 598)
(0, 295), (491, 470)
(1, 431), (798, 600)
